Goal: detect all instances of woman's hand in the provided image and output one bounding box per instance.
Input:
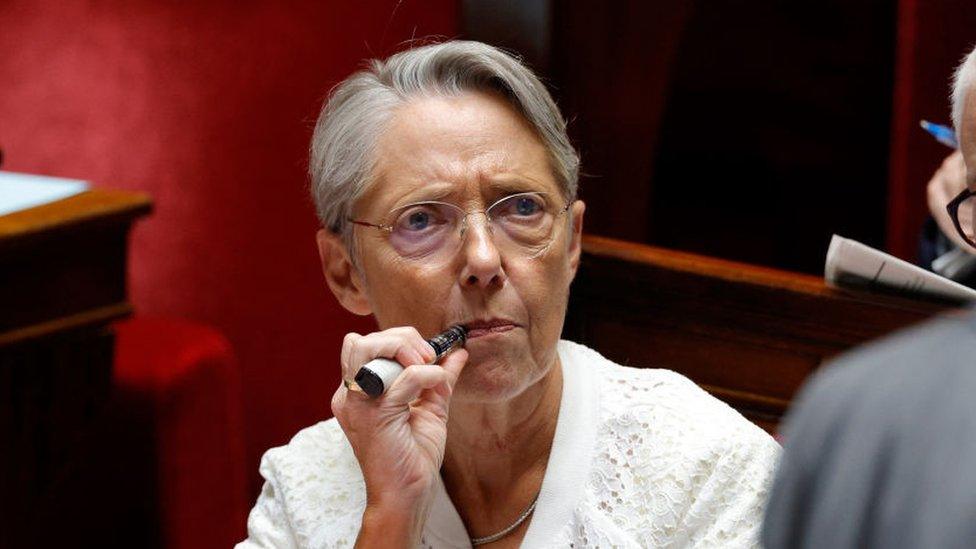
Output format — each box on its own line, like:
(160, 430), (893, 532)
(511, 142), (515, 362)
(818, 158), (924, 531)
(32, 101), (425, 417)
(331, 326), (468, 546)
(927, 150), (975, 253)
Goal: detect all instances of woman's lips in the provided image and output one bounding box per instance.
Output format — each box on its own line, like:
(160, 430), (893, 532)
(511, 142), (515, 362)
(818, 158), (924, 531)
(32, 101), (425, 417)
(465, 324), (517, 339)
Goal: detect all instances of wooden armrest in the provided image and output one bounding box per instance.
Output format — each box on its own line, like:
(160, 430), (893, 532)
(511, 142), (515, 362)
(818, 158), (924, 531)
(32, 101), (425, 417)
(565, 235), (953, 431)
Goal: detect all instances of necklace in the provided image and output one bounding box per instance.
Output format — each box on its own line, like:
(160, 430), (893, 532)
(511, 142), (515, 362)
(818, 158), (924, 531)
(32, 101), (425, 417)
(469, 491), (541, 546)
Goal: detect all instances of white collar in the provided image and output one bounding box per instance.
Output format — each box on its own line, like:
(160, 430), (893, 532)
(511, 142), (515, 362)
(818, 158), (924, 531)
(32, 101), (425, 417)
(424, 341), (601, 547)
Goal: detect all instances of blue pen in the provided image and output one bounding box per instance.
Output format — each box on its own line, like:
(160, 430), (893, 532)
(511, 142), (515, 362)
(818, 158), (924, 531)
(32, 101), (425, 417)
(920, 120), (958, 148)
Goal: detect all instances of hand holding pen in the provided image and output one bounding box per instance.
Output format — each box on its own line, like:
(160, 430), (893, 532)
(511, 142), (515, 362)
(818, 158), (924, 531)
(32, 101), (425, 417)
(349, 325), (467, 396)
(330, 326), (469, 545)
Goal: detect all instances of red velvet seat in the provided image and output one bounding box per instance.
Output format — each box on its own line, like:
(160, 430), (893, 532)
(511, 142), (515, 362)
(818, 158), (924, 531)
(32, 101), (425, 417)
(113, 318), (247, 548)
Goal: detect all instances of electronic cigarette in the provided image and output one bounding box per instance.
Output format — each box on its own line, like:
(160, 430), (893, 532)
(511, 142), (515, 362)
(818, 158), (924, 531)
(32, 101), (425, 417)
(353, 325), (467, 397)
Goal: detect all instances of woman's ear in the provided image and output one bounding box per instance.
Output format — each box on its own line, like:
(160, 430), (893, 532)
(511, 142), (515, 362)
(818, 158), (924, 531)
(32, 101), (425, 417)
(568, 200), (586, 278)
(316, 229), (372, 316)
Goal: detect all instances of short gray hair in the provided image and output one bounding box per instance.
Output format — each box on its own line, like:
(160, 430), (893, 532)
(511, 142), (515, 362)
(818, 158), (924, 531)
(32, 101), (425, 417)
(308, 40), (579, 239)
(951, 44), (976, 133)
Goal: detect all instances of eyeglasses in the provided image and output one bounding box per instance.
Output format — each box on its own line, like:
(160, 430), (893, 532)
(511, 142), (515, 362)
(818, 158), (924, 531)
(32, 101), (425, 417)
(947, 188), (976, 249)
(348, 191), (572, 265)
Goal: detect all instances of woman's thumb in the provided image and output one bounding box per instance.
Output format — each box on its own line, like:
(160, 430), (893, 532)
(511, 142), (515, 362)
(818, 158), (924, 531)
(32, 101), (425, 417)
(440, 349), (468, 387)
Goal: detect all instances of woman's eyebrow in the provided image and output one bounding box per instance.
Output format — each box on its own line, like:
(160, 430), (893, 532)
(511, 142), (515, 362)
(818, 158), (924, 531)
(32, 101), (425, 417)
(390, 183), (456, 208)
(384, 176), (551, 211)
(483, 175), (549, 195)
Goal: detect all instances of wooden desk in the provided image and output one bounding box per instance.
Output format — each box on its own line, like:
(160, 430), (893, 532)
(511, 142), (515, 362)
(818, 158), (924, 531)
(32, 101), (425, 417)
(564, 235), (953, 432)
(0, 189), (151, 546)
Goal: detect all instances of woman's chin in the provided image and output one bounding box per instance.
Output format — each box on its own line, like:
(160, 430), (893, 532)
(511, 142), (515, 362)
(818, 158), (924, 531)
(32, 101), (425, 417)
(452, 360), (525, 403)
(452, 350), (553, 403)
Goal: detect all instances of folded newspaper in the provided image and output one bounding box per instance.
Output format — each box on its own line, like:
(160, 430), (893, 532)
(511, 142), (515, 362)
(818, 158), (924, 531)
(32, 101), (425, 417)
(825, 234), (976, 302)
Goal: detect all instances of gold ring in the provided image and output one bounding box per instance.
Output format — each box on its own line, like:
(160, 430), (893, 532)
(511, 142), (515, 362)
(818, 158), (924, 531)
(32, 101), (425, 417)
(343, 378), (365, 394)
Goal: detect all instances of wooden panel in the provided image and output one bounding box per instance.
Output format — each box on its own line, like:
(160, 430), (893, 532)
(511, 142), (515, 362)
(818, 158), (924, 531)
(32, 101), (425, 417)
(0, 226), (128, 338)
(564, 235), (952, 431)
(1, 329), (114, 514)
(0, 188), (151, 247)
(0, 190), (150, 344)
(0, 189), (151, 548)
(587, 320), (816, 401)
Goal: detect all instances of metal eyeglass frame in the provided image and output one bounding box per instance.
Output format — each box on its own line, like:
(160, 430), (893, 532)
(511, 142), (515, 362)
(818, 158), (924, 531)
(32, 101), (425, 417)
(346, 191), (572, 243)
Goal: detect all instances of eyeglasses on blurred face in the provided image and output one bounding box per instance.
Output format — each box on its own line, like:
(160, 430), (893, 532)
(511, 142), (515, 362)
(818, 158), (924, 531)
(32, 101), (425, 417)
(947, 188), (976, 249)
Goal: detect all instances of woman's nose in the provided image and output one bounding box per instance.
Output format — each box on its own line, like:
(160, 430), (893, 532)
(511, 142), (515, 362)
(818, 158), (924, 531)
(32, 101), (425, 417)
(457, 214), (505, 289)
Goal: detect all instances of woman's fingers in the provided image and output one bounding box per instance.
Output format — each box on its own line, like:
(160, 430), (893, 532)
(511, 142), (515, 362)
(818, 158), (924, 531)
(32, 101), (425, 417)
(343, 327), (435, 381)
(440, 348), (468, 380)
(435, 349), (468, 396)
(337, 327), (467, 411)
(330, 383), (352, 426)
(385, 364), (455, 406)
(340, 332), (361, 377)
(403, 350), (469, 410)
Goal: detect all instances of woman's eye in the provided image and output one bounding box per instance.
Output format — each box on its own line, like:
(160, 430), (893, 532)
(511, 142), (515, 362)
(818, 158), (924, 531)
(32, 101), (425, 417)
(396, 206), (445, 232)
(407, 211), (430, 230)
(514, 196), (541, 216)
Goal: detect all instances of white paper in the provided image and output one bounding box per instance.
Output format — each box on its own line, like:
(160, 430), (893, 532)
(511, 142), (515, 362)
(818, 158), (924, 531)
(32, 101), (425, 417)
(825, 234), (976, 302)
(0, 170), (89, 216)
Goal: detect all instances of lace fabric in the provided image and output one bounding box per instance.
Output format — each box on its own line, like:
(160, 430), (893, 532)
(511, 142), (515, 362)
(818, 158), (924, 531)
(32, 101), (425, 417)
(237, 340), (780, 548)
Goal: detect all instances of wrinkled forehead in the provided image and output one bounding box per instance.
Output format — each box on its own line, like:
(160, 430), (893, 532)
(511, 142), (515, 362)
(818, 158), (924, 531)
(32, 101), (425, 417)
(359, 92), (560, 215)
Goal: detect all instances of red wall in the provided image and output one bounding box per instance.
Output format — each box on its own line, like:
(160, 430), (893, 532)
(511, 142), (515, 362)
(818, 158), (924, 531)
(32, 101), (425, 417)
(0, 0), (458, 499)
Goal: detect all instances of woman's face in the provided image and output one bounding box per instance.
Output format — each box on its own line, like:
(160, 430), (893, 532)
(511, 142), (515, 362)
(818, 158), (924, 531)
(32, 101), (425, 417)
(344, 91), (584, 403)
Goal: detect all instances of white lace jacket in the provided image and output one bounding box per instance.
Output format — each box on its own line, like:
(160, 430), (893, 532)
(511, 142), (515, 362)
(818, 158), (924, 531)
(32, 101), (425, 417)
(238, 340), (781, 548)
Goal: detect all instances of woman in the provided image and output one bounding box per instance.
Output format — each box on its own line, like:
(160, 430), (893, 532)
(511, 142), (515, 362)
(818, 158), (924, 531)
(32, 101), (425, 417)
(238, 40), (779, 548)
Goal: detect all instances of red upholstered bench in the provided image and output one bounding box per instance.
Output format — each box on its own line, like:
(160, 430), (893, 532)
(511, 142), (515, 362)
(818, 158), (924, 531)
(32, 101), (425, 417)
(113, 318), (247, 548)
